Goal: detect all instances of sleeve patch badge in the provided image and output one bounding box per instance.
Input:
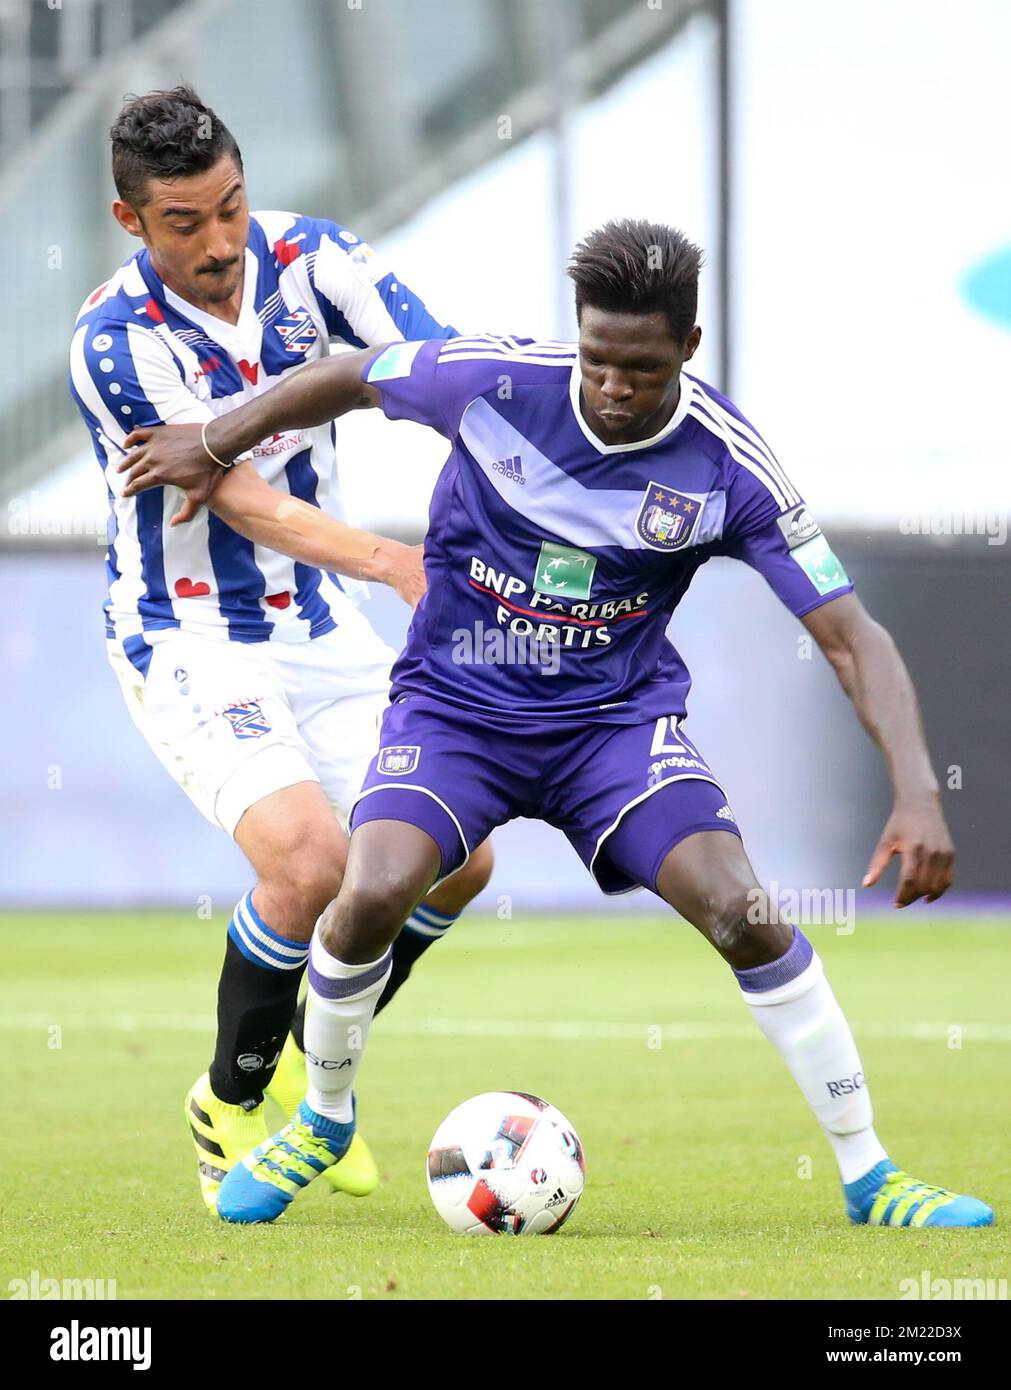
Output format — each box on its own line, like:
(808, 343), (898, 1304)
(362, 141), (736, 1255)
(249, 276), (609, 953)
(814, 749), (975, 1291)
(790, 533), (851, 595)
(348, 241), (387, 285)
(777, 504), (822, 550)
(366, 340), (425, 383)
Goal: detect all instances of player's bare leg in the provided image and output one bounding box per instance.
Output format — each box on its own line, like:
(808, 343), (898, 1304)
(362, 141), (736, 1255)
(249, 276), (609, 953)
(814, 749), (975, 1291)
(270, 836), (492, 1195)
(285, 838), (493, 1050)
(198, 789), (490, 1210)
(186, 781), (348, 1211)
(223, 781), (348, 1087)
(216, 821), (440, 1222)
(319, 820), (444, 962)
(654, 829), (793, 969)
(654, 828), (993, 1227)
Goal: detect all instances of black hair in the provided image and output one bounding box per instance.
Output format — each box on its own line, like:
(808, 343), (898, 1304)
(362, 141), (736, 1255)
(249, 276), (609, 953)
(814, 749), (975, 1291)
(110, 84), (242, 207)
(567, 218), (704, 343)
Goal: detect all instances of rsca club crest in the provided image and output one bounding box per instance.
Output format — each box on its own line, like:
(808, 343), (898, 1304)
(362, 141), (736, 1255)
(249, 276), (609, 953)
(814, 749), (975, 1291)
(635, 481), (702, 551)
(378, 745), (420, 776)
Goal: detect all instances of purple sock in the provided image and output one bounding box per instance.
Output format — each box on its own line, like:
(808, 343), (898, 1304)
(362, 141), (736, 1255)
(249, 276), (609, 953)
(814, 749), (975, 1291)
(732, 927), (813, 993)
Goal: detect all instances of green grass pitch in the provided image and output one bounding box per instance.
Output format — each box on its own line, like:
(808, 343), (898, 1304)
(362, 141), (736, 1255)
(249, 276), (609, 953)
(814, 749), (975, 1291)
(2, 911), (1008, 1300)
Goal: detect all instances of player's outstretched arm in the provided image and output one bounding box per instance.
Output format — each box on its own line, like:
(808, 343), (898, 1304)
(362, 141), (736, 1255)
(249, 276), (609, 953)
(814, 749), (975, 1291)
(208, 345), (384, 460)
(802, 592), (954, 907)
(207, 461), (424, 608)
(117, 345), (387, 521)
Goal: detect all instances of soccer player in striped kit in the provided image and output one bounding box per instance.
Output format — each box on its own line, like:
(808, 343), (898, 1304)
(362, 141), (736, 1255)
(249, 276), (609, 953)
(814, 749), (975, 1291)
(69, 86), (492, 1213)
(123, 220), (993, 1230)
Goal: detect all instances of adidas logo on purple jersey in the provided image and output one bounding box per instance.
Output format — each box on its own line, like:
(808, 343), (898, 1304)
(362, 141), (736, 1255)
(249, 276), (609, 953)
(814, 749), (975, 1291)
(492, 455), (525, 485)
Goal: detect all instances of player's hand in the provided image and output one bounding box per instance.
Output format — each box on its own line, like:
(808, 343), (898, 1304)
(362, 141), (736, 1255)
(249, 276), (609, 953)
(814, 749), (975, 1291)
(863, 795), (955, 907)
(118, 424), (223, 525)
(371, 540), (427, 609)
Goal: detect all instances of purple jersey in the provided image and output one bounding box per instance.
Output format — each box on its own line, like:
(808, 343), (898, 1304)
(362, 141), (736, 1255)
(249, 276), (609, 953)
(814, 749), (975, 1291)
(363, 335), (852, 723)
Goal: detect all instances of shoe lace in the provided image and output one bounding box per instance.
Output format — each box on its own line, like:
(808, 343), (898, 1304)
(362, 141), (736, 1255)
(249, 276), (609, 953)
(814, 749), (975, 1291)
(258, 1120), (337, 1185)
(883, 1170), (950, 1202)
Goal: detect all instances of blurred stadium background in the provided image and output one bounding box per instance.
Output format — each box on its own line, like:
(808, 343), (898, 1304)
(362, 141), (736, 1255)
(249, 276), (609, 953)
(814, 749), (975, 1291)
(2, 0), (1008, 911)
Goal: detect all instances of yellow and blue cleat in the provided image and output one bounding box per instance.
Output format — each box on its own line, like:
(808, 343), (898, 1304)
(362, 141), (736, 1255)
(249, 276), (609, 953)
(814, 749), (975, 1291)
(266, 1031), (379, 1197)
(184, 1072), (271, 1215)
(217, 1099), (356, 1224)
(844, 1160), (994, 1227)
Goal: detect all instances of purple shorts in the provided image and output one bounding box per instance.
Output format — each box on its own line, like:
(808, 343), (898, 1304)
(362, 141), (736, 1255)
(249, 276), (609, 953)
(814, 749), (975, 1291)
(348, 695), (741, 896)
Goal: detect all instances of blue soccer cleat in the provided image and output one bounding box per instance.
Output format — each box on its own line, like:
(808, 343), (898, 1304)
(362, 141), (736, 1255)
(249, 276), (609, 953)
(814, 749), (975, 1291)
(266, 1033), (379, 1197)
(216, 1099), (356, 1225)
(844, 1160), (995, 1228)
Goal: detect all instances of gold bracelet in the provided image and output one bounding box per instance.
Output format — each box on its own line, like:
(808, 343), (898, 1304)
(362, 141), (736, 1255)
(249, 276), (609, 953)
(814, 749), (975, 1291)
(201, 419), (235, 470)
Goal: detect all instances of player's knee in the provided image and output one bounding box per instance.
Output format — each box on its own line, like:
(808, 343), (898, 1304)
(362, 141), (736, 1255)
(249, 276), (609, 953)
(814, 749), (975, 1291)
(701, 889), (793, 968)
(701, 891), (760, 961)
(318, 874), (413, 959)
(268, 832), (346, 925)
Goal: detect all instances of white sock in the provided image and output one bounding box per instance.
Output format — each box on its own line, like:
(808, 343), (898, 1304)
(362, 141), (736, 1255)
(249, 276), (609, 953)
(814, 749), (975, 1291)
(737, 935), (888, 1184)
(303, 929), (392, 1124)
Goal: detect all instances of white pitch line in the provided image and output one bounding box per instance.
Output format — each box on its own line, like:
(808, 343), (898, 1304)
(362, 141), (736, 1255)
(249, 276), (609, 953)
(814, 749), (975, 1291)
(1, 1014), (1009, 1042)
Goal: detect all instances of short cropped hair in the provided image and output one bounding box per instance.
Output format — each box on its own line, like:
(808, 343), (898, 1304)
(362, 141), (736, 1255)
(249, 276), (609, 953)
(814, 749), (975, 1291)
(567, 219), (704, 343)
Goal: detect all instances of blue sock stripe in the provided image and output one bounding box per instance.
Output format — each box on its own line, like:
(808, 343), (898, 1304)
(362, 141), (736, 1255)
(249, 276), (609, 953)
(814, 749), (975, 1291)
(228, 918), (306, 972)
(237, 893), (308, 957)
(228, 895), (309, 972)
(404, 913), (451, 940)
(239, 889), (271, 934)
(228, 921), (301, 971)
(413, 902), (459, 928)
(733, 927), (814, 993)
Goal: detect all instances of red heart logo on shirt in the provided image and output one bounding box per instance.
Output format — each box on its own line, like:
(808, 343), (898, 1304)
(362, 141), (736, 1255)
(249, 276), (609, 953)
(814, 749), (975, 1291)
(174, 577), (211, 599)
(265, 592), (291, 610)
(238, 359), (259, 385)
(274, 238), (300, 267)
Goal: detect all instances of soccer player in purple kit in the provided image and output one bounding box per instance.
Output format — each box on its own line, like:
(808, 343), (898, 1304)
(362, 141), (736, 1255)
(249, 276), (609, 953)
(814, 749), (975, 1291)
(121, 219), (994, 1229)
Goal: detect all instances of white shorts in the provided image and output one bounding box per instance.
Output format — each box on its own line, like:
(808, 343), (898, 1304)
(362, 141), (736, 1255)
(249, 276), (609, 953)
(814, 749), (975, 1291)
(108, 605), (397, 837)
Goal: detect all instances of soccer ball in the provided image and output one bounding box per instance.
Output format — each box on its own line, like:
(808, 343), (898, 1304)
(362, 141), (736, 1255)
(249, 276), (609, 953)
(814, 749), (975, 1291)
(426, 1090), (585, 1235)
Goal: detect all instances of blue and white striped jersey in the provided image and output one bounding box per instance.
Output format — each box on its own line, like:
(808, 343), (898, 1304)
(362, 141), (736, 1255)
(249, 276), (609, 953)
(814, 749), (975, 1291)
(69, 211), (455, 674)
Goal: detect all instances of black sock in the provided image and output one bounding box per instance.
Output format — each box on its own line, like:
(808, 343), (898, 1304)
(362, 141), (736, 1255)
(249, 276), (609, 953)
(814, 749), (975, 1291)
(209, 936), (306, 1105)
(288, 927), (438, 1051)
